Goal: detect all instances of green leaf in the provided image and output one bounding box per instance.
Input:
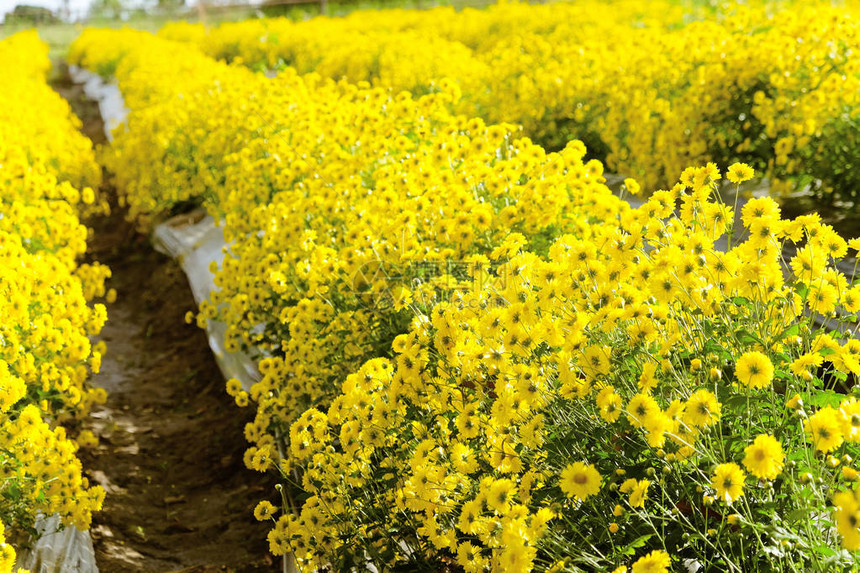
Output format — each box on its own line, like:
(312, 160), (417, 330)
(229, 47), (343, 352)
(619, 534), (653, 556)
(778, 323), (800, 341)
(724, 393), (751, 410)
(809, 389), (844, 408)
(735, 328), (763, 346)
(785, 508), (810, 523)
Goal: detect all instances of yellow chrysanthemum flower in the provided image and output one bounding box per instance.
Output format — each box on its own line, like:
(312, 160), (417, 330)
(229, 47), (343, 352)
(742, 434), (784, 480)
(712, 462), (745, 504)
(726, 162), (754, 184)
(735, 351), (774, 389)
(805, 407), (844, 453)
(627, 393), (660, 429)
(631, 549), (671, 573)
(683, 389), (721, 428)
(833, 488), (860, 550)
(254, 500), (278, 521)
(628, 479), (651, 508)
(559, 461), (602, 501)
(624, 177), (641, 196)
(840, 398), (860, 442)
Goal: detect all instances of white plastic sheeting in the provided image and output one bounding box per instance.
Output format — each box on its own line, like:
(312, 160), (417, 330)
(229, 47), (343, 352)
(68, 66), (128, 141)
(151, 211), (262, 391)
(16, 515), (98, 573)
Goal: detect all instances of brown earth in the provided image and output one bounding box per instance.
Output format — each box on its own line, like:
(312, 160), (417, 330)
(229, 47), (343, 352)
(52, 64), (279, 573)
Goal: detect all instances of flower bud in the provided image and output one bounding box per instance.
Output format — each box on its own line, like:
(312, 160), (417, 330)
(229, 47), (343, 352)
(609, 522), (619, 534)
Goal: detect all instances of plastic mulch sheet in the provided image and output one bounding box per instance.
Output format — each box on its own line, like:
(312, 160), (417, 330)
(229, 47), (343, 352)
(68, 66), (128, 141)
(16, 515), (98, 573)
(151, 211), (262, 391)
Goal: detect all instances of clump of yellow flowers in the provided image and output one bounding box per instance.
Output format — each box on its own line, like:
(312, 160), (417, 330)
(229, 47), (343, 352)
(163, 0), (860, 203)
(73, 24), (860, 573)
(0, 31), (108, 566)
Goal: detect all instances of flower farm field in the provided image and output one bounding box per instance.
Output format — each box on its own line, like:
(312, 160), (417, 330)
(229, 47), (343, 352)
(2, 0), (860, 572)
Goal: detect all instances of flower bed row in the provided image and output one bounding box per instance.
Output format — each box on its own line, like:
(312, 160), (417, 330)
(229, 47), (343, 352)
(159, 0), (860, 203)
(70, 27), (860, 573)
(0, 31), (109, 570)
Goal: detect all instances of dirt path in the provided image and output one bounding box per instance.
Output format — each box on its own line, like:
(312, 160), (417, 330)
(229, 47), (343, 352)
(53, 65), (277, 573)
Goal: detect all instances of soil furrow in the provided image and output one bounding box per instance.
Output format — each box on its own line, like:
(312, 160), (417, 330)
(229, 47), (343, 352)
(52, 63), (276, 573)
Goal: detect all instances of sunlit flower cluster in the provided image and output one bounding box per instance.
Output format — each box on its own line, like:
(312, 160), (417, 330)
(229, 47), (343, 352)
(263, 165), (860, 571)
(164, 0), (860, 202)
(72, 21), (860, 573)
(0, 31), (108, 562)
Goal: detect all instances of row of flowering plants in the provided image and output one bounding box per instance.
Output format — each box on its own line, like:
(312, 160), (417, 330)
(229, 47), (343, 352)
(161, 0), (860, 203)
(0, 31), (109, 570)
(70, 24), (860, 572)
